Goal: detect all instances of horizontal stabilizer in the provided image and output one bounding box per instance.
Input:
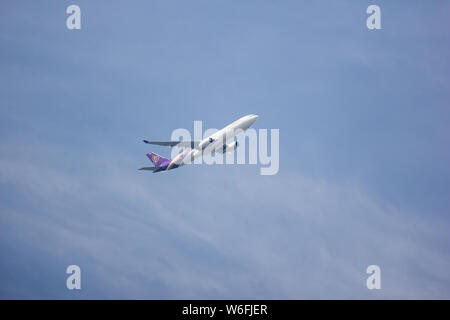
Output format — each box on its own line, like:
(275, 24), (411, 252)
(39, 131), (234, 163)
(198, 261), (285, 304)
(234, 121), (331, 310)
(138, 167), (157, 170)
(143, 140), (199, 148)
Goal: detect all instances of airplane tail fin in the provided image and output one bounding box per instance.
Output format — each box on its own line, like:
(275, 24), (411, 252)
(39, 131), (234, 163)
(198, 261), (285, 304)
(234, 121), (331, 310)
(147, 152), (171, 167)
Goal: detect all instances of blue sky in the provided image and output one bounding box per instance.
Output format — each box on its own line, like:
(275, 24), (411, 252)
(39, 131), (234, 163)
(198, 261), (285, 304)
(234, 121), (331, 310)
(1, 0), (450, 298)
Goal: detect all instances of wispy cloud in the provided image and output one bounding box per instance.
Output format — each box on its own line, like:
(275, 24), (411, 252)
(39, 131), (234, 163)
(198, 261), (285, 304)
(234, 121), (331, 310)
(1, 0), (450, 299)
(1, 140), (449, 299)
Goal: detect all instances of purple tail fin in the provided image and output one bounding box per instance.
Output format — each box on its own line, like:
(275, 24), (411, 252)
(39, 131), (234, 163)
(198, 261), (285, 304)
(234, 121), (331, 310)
(147, 152), (171, 167)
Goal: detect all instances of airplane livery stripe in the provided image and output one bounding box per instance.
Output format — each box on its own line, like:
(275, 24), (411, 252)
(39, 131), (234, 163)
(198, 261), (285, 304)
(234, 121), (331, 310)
(168, 148), (190, 170)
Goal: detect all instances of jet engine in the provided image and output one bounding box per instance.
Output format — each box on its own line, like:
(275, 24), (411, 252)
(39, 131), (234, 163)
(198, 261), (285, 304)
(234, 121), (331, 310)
(220, 141), (239, 153)
(199, 137), (216, 150)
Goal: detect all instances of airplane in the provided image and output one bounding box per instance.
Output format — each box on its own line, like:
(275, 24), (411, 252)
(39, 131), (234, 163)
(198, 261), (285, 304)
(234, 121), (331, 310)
(139, 114), (259, 173)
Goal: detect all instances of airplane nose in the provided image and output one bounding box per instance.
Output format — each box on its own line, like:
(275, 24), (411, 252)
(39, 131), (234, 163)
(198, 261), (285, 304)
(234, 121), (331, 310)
(239, 115), (259, 130)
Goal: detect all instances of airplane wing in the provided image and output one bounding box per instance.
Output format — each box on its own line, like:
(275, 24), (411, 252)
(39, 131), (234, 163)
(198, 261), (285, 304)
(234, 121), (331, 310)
(143, 140), (200, 148)
(138, 167), (158, 170)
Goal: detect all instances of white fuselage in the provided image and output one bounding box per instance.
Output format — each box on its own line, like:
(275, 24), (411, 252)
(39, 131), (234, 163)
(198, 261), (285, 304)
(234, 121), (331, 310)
(178, 114), (258, 166)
